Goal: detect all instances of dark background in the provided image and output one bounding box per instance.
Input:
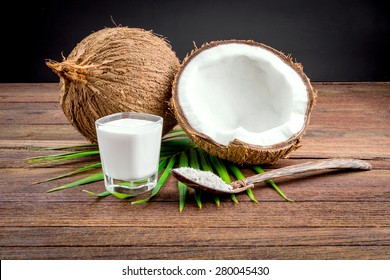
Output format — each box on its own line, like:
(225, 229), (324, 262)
(2, 0), (389, 82)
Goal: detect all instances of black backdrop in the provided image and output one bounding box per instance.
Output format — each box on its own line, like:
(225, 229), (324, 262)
(2, 0), (389, 82)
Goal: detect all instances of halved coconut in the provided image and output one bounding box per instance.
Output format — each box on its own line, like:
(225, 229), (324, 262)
(172, 40), (316, 165)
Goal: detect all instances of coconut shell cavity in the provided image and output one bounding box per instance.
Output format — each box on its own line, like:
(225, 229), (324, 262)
(172, 40), (316, 165)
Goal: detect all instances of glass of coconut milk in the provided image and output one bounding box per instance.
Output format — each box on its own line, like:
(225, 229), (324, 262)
(95, 112), (163, 196)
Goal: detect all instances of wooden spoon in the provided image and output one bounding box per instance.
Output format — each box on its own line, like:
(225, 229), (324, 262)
(170, 158), (372, 195)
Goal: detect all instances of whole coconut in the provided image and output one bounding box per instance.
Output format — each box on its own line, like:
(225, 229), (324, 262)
(47, 27), (180, 142)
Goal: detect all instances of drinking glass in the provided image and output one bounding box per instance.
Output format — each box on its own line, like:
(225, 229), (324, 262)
(95, 112), (163, 196)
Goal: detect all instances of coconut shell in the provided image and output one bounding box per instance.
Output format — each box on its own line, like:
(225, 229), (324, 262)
(172, 40), (316, 165)
(46, 27), (180, 143)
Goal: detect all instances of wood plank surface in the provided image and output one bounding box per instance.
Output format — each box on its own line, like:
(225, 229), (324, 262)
(1, 201), (390, 228)
(2, 246), (388, 260)
(2, 227), (390, 247)
(1, 167), (389, 202)
(0, 82), (389, 260)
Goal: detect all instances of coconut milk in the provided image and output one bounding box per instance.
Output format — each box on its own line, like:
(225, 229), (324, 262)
(96, 118), (162, 181)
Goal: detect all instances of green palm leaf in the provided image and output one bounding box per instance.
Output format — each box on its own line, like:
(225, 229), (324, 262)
(30, 128), (286, 209)
(82, 190), (112, 197)
(197, 148), (220, 206)
(34, 163), (102, 184)
(132, 155), (177, 204)
(188, 148), (202, 209)
(178, 152), (189, 212)
(208, 154), (239, 204)
(228, 164), (259, 203)
(46, 173), (104, 193)
(28, 150), (100, 165)
(252, 165), (294, 202)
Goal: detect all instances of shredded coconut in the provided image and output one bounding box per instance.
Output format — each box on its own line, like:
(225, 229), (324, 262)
(174, 167), (233, 191)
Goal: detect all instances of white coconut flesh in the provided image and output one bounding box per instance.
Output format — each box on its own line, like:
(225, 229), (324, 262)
(177, 43), (309, 147)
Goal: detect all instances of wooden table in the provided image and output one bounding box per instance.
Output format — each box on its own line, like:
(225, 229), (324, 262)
(0, 82), (389, 260)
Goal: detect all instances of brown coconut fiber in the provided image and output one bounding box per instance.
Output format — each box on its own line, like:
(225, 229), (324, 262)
(47, 27), (180, 143)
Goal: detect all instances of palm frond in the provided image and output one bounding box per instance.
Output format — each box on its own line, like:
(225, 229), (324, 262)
(197, 149), (220, 206)
(228, 164), (259, 203)
(189, 148), (202, 209)
(46, 173), (104, 193)
(34, 163), (102, 184)
(208, 154), (239, 204)
(178, 152), (189, 212)
(30, 128), (287, 209)
(28, 150), (99, 165)
(132, 155), (177, 204)
(82, 190), (111, 197)
(252, 165), (294, 202)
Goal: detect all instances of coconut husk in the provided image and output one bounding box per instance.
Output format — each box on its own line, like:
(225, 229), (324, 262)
(172, 40), (316, 165)
(47, 27), (180, 142)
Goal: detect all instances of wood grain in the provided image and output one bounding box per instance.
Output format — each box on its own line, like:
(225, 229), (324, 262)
(0, 82), (389, 260)
(1, 201), (389, 227)
(2, 227), (390, 247)
(1, 246), (388, 260)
